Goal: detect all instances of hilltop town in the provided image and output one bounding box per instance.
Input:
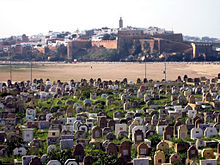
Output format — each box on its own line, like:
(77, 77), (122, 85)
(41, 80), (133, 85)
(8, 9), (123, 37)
(0, 73), (220, 165)
(0, 18), (220, 62)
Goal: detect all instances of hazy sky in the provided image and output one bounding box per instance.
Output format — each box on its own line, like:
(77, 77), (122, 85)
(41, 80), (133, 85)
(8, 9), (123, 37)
(0, 0), (220, 38)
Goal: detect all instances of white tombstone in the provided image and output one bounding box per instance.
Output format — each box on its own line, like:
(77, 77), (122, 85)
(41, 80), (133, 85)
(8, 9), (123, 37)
(115, 124), (127, 135)
(66, 117), (75, 125)
(13, 147), (27, 156)
(199, 159), (217, 165)
(0, 103), (4, 109)
(86, 119), (94, 130)
(132, 126), (145, 141)
(78, 124), (88, 132)
(129, 123), (138, 138)
(204, 127), (218, 138)
(156, 125), (167, 136)
(191, 128), (203, 140)
(134, 117), (143, 125)
(144, 139), (151, 147)
(188, 110), (197, 118)
(46, 113), (53, 121)
(47, 160), (61, 165)
(22, 128), (34, 142)
(88, 113), (97, 118)
(133, 158), (149, 165)
(64, 159), (78, 165)
(62, 125), (74, 133)
(47, 145), (58, 153)
(73, 120), (83, 131)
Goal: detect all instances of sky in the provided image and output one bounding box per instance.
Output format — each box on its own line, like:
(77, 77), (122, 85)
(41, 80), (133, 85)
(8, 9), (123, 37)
(0, 0), (220, 38)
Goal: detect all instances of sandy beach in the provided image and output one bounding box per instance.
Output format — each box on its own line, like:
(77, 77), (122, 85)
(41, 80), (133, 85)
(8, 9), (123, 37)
(0, 62), (219, 82)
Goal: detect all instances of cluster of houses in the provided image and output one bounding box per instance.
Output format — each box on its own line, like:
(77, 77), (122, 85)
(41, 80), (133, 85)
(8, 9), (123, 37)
(0, 73), (220, 165)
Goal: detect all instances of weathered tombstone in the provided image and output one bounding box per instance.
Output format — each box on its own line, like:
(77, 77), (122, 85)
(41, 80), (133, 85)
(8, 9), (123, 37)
(106, 142), (118, 157)
(22, 156), (35, 165)
(187, 145), (198, 160)
(98, 117), (107, 128)
(22, 128), (34, 142)
(154, 150), (165, 165)
(108, 120), (115, 131)
(137, 142), (150, 158)
(83, 156), (93, 165)
(217, 143), (220, 160)
(201, 148), (215, 159)
(169, 154), (181, 164)
(156, 141), (169, 152)
(29, 157), (42, 165)
(145, 130), (156, 138)
(103, 127), (112, 136)
(47, 145), (57, 153)
(92, 126), (102, 139)
(106, 132), (116, 141)
(188, 95), (195, 104)
(195, 139), (205, 149)
(60, 139), (74, 150)
(119, 141), (131, 162)
(73, 144), (85, 162)
(114, 111), (125, 119)
(175, 142), (190, 153)
(118, 131), (128, 140)
(163, 125), (173, 140)
(178, 125), (188, 140)
(134, 129), (144, 144)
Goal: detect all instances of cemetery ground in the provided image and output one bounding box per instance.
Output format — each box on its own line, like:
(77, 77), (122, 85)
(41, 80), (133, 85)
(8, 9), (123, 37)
(0, 73), (220, 164)
(0, 62), (220, 82)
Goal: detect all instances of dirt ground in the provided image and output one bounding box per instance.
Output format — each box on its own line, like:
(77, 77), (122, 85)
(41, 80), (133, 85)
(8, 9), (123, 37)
(0, 62), (219, 82)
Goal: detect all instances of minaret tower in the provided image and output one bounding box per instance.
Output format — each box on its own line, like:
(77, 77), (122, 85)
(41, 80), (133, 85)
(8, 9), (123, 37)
(119, 17), (123, 29)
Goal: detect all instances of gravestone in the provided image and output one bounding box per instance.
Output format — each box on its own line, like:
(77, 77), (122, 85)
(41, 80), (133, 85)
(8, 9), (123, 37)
(134, 129), (144, 144)
(201, 148), (214, 159)
(73, 144), (85, 162)
(154, 150), (165, 165)
(137, 142), (150, 157)
(83, 156), (93, 165)
(29, 157), (42, 165)
(92, 126), (102, 139)
(106, 142), (118, 157)
(169, 154), (181, 164)
(191, 128), (203, 140)
(187, 145), (198, 160)
(156, 141), (169, 152)
(106, 132), (116, 141)
(115, 124), (127, 136)
(98, 117), (107, 129)
(163, 125), (173, 140)
(119, 141), (131, 162)
(178, 125), (188, 140)
(108, 120), (115, 131)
